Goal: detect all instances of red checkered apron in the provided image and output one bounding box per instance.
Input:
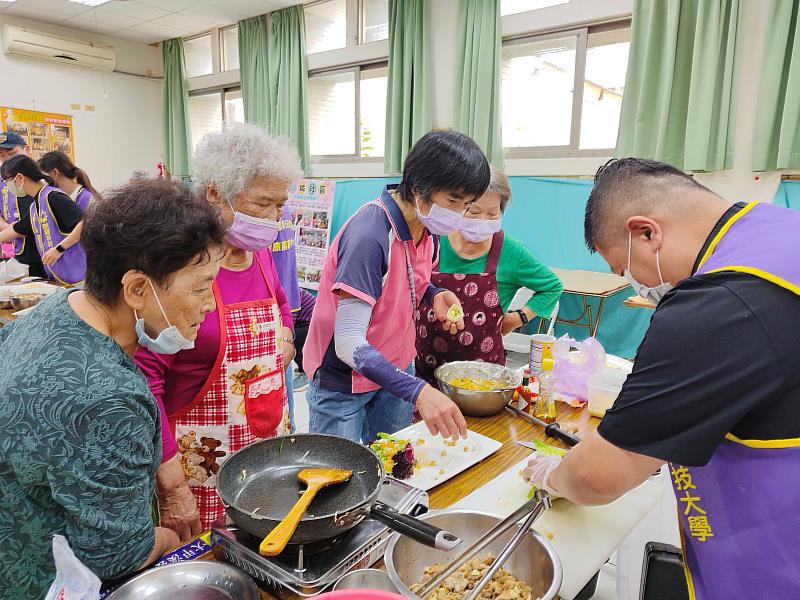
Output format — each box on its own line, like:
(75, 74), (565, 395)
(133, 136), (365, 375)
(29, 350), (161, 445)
(169, 256), (291, 529)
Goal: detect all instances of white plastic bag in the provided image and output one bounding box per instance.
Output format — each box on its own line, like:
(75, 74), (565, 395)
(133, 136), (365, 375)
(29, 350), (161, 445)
(0, 258), (29, 283)
(552, 335), (606, 401)
(44, 535), (102, 600)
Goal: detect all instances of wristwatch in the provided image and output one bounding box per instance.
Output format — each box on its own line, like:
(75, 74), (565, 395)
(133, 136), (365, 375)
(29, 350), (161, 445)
(514, 309), (529, 326)
(55, 244), (66, 254)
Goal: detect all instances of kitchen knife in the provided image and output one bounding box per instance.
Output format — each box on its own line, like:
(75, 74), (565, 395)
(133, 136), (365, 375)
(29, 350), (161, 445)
(504, 404), (582, 447)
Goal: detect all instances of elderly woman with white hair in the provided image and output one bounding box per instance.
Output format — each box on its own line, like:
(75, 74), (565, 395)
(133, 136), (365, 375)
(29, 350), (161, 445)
(136, 123), (301, 532)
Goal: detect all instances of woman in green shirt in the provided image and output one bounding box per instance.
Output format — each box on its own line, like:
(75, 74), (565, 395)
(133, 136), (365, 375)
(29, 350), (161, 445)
(415, 168), (563, 384)
(0, 179), (225, 599)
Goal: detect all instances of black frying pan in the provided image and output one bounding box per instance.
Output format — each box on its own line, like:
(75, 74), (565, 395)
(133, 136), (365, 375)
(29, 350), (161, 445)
(216, 433), (461, 551)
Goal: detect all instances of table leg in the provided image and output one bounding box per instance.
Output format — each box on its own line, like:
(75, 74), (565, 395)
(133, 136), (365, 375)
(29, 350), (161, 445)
(591, 297), (607, 338)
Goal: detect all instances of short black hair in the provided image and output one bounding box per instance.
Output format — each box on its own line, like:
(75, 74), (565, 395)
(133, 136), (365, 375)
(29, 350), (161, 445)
(395, 130), (490, 205)
(82, 179), (226, 305)
(584, 157), (713, 253)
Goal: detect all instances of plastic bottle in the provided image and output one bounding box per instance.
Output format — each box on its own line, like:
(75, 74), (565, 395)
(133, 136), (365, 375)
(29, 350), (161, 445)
(535, 358), (557, 420)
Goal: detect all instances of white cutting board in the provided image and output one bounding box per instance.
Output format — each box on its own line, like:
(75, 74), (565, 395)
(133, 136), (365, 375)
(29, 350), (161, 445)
(390, 422), (502, 491)
(452, 456), (664, 600)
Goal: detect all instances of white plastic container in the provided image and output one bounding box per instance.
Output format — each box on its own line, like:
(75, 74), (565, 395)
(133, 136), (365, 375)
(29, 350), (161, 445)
(588, 364), (631, 418)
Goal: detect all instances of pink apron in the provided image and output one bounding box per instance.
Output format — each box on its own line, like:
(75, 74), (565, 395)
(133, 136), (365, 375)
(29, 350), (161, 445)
(169, 256), (291, 528)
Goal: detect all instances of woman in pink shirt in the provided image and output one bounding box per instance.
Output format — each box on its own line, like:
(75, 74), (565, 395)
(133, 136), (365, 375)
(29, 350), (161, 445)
(135, 124), (302, 535)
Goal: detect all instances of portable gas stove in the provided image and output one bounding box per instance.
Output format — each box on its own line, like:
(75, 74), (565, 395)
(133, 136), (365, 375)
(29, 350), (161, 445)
(211, 477), (428, 598)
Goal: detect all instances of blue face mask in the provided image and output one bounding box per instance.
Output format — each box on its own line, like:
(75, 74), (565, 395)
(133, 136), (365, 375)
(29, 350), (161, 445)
(134, 279), (195, 354)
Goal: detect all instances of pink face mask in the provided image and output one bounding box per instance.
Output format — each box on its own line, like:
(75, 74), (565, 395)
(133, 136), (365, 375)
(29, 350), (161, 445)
(225, 203), (280, 252)
(460, 216), (502, 243)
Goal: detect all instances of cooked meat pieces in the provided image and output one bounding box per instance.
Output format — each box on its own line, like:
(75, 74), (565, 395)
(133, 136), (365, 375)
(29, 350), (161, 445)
(410, 554), (536, 600)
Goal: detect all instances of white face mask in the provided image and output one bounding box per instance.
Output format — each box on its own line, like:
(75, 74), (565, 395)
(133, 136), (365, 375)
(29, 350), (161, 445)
(4, 175), (25, 198)
(624, 232), (673, 305)
(415, 198), (464, 236)
(134, 279), (195, 354)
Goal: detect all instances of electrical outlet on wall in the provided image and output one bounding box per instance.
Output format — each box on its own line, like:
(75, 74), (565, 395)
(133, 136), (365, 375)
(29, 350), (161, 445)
(85, 105), (95, 112)
(70, 103), (81, 110)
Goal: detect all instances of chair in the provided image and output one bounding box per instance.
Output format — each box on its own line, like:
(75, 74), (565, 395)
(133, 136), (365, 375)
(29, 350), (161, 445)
(503, 287), (559, 354)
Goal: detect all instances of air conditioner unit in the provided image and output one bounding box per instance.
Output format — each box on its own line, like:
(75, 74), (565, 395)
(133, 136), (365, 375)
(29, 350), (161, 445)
(2, 24), (116, 72)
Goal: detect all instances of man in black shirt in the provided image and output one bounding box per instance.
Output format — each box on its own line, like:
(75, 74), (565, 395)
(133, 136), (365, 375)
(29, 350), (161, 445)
(0, 132), (45, 278)
(523, 159), (800, 599)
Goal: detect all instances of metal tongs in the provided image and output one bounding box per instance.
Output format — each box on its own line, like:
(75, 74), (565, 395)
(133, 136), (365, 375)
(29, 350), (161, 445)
(415, 490), (552, 600)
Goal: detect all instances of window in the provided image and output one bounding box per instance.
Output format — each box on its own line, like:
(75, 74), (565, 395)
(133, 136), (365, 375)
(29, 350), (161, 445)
(184, 34), (213, 78)
(580, 27), (630, 149)
(501, 0), (569, 16)
(305, 0), (388, 54)
(188, 88), (243, 151)
(308, 64), (388, 158)
(362, 0), (389, 43)
(502, 35), (577, 148)
(221, 26), (239, 71)
(188, 92), (223, 152)
(305, 0), (347, 54)
(224, 89), (245, 124)
(501, 22), (630, 155)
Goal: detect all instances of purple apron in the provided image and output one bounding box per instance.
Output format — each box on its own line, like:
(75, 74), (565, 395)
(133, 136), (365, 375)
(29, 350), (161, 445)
(1, 181), (26, 256)
(73, 186), (95, 211)
(271, 204), (301, 312)
(30, 185), (87, 285)
(676, 201), (800, 598)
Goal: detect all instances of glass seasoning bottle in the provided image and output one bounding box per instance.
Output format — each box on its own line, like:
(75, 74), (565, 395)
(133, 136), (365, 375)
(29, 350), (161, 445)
(535, 358), (557, 420)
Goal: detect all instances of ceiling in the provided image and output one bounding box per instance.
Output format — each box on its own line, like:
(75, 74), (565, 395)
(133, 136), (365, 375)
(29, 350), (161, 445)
(0, 0), (301, 44)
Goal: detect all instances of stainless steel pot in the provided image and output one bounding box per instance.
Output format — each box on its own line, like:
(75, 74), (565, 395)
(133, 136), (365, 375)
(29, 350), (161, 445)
(384, 509), (562, 600)
(435, 361), (521, 417)
(105, 561), (259, 600)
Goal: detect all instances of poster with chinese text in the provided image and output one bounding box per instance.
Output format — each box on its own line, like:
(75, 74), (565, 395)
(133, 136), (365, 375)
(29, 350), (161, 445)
(1, 107), (75, 162)
(287, 178), (335, 290)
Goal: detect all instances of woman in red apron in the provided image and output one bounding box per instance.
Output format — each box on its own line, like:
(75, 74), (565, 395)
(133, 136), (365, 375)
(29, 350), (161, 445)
(415, 168), (563, 389)
(136, 124), (302, 533)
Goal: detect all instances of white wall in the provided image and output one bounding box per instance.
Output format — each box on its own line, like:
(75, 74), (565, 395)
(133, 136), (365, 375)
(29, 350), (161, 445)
(309, 0), (797, 206)
(0, 15), (163, 191)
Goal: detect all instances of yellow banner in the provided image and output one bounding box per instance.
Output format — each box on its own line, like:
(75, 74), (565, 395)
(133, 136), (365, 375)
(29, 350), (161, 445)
(1, 106), (75, 162)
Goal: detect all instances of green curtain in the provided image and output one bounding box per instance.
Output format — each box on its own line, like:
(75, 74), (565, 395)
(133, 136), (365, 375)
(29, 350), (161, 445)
(238, 15), (272, 130)
(453, 0), (502, 166)
(752, 0), (800, 171)
(269, 5), (310, 170)
(615, 0), (740, 171)
(162, 38), (191, 177)
(384, 0), (433, 174)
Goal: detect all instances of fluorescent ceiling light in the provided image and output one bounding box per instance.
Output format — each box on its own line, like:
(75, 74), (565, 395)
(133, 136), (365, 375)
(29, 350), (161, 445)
(67, 0), (112, 6)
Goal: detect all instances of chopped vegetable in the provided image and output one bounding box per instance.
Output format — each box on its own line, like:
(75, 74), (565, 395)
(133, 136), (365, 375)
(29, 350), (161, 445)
(448, 377), (506, 391)
(371, 432), (417, 480)
(533, 440), (567, 457)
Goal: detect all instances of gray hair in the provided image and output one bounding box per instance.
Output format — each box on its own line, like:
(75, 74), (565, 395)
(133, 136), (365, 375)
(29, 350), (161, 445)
(130, 170), (149, 181)
(192, 123), (303, 203)
(487, 166), (512, 212)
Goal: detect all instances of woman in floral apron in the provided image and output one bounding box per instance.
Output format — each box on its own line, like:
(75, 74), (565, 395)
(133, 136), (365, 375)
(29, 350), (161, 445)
(415, 168), (563, 390)
(136, 124), (303, 532)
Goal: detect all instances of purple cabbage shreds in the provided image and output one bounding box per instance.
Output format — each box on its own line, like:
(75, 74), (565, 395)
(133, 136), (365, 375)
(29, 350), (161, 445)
(391, 443), (416, 480)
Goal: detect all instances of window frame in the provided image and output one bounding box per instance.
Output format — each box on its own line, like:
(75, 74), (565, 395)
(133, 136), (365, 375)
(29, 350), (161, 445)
(220, 24), (240, 72)
(305, 0), (388, 56)
(308, 60), (388, 163)
(501, 20), (630, 159)
(183, 31), (216, 79)
(187, 85), (244, 147)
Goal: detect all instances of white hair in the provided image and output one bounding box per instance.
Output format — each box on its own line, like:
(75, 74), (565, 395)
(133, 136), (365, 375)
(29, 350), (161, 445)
(192, 123), (303, 203)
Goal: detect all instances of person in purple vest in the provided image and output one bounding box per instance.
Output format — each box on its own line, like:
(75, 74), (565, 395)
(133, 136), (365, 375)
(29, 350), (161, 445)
(0, 131), (46, 279)
(524, 158), (800, 599)
(39, 150), (103, 210)
(0, 155), (86, 285)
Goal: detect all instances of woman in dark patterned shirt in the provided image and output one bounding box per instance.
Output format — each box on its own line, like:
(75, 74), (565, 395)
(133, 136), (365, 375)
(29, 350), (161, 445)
(0, 179), (225, 599)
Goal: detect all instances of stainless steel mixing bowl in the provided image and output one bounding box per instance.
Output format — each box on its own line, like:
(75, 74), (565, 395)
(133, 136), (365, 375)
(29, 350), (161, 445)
(384, 509), (562, 600)
(434, 361), (521, 417)
(106, 561), (259, 600)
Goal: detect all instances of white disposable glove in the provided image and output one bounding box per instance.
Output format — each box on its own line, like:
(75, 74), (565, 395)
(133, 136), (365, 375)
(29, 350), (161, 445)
(522, 452), (563, 498)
